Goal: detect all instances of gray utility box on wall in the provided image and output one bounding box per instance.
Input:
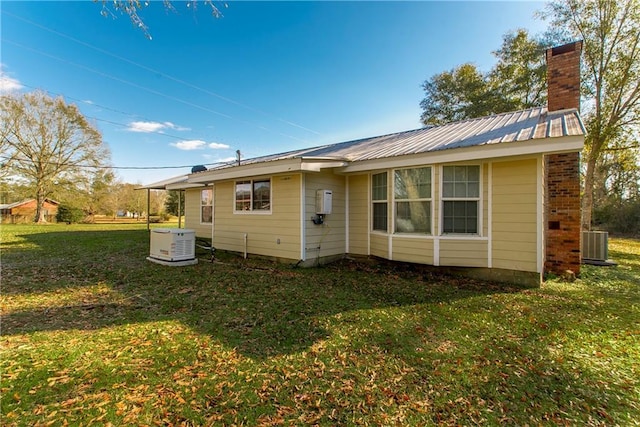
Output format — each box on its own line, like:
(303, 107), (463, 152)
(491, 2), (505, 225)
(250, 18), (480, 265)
(316, 189), (332, 215)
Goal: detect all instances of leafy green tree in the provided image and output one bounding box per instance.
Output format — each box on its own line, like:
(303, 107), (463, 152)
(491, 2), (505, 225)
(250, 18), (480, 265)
(420, 30), (547, 126)
(1, 91), (111, 223)
(542, 0), (640, 229)
(420, 64), (495, 126)
(488, 29), (547, 111)
(56, 205), (85, 224)
(117, 183), (147, 219)
(165, 190), (184, 217)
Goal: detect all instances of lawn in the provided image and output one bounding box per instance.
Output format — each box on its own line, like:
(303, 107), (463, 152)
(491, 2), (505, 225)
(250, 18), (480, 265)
(1, 223), (639, 426)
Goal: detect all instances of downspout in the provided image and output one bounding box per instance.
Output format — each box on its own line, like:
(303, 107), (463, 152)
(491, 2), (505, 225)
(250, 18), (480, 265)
(211, 184), (216, 248)
(243, 233), (248, 259)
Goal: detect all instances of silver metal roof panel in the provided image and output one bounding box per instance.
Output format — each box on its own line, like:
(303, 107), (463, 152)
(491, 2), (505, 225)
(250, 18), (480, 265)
(206, 106), (584, 172)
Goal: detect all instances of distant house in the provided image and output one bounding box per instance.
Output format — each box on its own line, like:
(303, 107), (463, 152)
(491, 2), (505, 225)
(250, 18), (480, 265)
(0, 198), (60, 223)
(143, 42), (584, 286)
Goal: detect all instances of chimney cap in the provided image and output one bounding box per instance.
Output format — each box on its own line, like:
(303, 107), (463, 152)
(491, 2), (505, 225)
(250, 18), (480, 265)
(548, 40), (583, 56)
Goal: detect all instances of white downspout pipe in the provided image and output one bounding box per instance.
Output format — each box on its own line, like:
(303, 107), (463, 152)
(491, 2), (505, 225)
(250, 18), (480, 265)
(243, 233), (248, 259)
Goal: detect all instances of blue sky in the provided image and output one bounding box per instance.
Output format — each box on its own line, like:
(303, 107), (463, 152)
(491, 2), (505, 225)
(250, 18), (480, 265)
(1, 1), (548, 184)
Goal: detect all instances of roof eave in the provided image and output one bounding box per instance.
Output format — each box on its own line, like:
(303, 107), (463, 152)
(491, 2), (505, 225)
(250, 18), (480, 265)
(188, 157), (349, 183)
(339, 135), (584, 173)
(138, 175), (191, 190)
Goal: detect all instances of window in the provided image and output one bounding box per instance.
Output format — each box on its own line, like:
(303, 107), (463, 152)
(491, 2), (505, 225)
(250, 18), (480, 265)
(394, 167), (431, 234)
(235, 179), (271, 212)
(372, 172), (388, 231)
(442, 165), (480, 234)
(201, 188), (213, 223)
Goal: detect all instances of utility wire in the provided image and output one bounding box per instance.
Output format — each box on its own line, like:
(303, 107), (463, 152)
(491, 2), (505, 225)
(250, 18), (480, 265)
(0, 155), (233, 170)
(4, 38), (312, 145)
(19, 82), (217, 144)
(2, 9), (322, 136)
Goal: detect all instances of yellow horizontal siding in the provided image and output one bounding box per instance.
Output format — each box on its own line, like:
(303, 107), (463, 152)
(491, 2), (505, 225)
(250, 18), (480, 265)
(304, 172), (346, 259)
(392, 236), (434, 264)
(440, 240), (488, 267)
(370, 233), (388, 258)
(212, 175), (302, 260)
(491, 159), (538, 272)
(348, 174), (369, 255)
(184, 187), (214, 238)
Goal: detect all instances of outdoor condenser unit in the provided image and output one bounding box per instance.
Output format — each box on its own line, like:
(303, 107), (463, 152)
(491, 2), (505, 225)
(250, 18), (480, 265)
(581, 231), (608, 262)
(149, 228), (196, 262)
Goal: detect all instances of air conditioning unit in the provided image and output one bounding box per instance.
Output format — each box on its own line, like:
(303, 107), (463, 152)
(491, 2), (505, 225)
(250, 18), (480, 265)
(149, 228), (196, 263)
(582, 231), (608, 262)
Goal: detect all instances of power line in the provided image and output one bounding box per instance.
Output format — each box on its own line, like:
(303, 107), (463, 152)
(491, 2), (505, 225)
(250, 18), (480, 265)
(21, 83), (148, 121)
(2, 9), (322, 136)
(0, 155), (232, 170)
(4, 38), (313, 145)
(19, 83), (217, 144)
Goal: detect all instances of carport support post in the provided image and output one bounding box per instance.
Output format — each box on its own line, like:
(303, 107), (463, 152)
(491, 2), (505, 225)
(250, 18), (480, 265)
(178, 190), (182, 228)
(146, 188), (151, 231)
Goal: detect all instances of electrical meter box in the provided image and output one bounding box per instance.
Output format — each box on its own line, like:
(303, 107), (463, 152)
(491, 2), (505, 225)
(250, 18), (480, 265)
(316, 189), (332, 215)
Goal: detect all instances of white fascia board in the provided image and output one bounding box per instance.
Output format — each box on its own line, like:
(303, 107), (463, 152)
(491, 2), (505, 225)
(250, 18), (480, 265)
(188, 158), (304, 183)
(339, 136), (584, 173)
(138, 175), (189, 190)
(187, 158), (349, 183)
(300, 160), (349, 172)
(165, 182), (205, 190)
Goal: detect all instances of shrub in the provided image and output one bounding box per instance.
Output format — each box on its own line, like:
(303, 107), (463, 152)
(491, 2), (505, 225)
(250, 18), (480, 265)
(56, 205), (85, 224)
(593, 199), (640, 236)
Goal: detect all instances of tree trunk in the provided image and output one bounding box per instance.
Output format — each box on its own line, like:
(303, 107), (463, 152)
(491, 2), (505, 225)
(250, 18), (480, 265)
(34, 185), (48, 223)
(582, 151), (598, 231)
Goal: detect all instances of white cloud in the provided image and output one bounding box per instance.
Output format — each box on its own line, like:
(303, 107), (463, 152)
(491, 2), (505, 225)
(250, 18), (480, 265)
(209, 142), (230, 149)
(171, 140), (207, 150)
(126, 120), (190, 133)
(171, 140), (231, 151)
(0, 65), (23, 93)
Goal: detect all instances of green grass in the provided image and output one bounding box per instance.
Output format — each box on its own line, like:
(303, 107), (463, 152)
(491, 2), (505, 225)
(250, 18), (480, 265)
(1, 223), (639, 426)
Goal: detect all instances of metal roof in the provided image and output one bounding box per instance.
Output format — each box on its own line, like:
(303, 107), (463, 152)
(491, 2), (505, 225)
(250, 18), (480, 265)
(138, 175), (187, 190)
(0, 198), (59, 210)
(201, 106), (584, 173)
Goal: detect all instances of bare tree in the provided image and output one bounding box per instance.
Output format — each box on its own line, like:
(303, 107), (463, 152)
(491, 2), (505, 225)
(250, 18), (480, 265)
(0, 91), (111, 223)
(98, 0), (225, 39)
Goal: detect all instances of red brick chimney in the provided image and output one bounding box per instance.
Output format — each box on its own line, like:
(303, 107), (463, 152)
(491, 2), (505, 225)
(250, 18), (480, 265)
(544, 41), (583, 278)
(546, 41), (583, 111)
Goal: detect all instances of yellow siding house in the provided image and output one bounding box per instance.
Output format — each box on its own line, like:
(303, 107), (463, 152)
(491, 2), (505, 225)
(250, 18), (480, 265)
(143, 42), (585, 286)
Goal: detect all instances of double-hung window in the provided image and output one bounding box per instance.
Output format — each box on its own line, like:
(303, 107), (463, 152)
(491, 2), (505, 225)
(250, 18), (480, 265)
(201, 188), (213, 223)
(235, 179), (271, 212)
(372, 172), (388, 231)
(394, 167), (431, 234)
(442, 165), (480, 234)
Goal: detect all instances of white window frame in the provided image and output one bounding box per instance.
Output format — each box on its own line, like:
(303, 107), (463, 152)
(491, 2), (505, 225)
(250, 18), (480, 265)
(234, 178), (272, 214)
(201, 188), (213, 224)
(393, 166), (433, 235)
(440, 164), (481, 235)
(371, 172), (388, 232)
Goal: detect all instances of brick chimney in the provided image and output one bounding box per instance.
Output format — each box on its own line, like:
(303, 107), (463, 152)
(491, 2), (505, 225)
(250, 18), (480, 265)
(544, 41), (583, 278)
(546, 41), (583, 111)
